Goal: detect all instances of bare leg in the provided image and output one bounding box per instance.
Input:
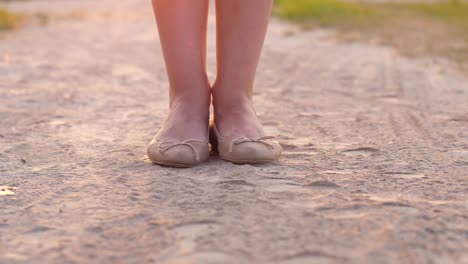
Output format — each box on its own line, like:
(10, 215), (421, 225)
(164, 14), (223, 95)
(213, 0), (273, 138)
(152, 0), (210, 141)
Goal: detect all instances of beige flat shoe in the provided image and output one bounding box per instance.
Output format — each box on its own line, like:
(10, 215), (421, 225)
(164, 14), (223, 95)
(147, 137), (209, 168)
(212, 125), (282, 164)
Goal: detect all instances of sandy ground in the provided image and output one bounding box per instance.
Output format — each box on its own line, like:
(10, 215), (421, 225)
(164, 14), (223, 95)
(1, 0), (467, 263)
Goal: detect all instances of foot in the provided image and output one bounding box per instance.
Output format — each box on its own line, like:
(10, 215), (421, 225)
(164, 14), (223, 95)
(212, 88), (282, 164)
(212, 91), (264, 139)
(148, 92), (211, 167)
(157, 94), (210, 142)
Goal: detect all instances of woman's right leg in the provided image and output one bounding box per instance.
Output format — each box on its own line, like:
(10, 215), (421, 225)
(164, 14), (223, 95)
(152, 0), (210, 141)
(212, 0), (273, 139)
(211, 0), (282, 164)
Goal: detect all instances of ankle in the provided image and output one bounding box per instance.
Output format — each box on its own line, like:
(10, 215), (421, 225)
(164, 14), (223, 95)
(169, 79), (211, 108)
(212, 90), (252, 112)
(170, 92), (211, 111)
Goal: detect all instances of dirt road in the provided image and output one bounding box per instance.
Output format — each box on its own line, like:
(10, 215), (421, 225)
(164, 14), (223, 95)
(1, 0), (467, 263)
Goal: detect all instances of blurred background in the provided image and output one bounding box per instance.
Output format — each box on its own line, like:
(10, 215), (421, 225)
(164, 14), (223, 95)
(274, 0), (468, 72)
(2, 0), (467, 71)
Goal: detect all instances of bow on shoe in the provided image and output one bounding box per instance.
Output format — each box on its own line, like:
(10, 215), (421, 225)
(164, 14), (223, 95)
(228, 136), (276, 153)
(158, 139), (203, 162)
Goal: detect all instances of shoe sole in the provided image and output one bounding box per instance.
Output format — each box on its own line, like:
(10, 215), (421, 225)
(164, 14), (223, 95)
(150, 160), (195, 168)
(151, 157), (274, 167)
(220, 157), (277, 165)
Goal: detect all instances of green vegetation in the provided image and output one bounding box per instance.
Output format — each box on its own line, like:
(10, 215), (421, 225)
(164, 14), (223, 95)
(275, 0), (468, 26)
(275, 0), (376, 27)
(0, 7), (22, 30)
(404, 1), (468, 22)
(275, 0), (468, 69)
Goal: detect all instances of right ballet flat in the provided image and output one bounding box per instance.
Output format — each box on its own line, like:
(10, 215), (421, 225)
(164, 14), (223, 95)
(212, 125), (282, 164)
(147, 136), (210, 168)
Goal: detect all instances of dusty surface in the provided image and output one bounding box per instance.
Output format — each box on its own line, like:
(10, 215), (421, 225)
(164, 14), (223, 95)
(1, 0), (467, 263)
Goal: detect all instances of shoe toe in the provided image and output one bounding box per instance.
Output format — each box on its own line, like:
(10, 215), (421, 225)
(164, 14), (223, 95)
(224, 140), (282, 164)
(148, 143), (206, 167)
